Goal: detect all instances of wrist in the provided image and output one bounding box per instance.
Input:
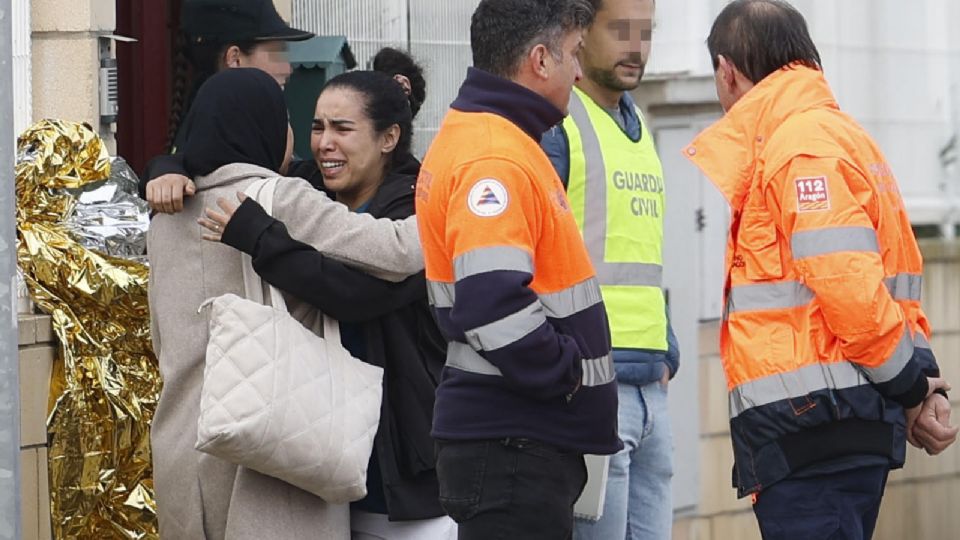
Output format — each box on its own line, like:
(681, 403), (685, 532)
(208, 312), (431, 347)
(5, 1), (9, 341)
(888, 373), (929, 410)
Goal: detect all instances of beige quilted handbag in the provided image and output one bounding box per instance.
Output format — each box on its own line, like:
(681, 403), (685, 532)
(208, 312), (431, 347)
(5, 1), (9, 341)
(196, 178), (384, 504)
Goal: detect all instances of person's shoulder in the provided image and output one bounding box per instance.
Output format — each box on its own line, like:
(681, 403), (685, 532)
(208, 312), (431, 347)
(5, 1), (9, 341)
(436, 111), (545, 185)
(456, 152), (538, 183)
(765, 109), (853, 170)
(371, 171), (417, 219)
(270, 173), (331, 203)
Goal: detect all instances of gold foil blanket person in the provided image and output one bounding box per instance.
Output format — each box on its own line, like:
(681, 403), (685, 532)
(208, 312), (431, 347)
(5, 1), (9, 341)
(15, 119), (161, 539)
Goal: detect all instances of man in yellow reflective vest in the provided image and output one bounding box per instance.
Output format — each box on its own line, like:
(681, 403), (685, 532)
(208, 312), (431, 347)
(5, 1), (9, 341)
(542, 0), (678, 538)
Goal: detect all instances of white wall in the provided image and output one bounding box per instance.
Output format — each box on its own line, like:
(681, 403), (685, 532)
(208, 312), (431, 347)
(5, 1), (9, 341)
(292, 0), (479, 157)
(647, 0), (960, 228)
(12, 0), (31, 139)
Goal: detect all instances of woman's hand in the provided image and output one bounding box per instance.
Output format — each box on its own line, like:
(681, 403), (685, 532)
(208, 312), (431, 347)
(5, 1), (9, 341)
(198, 191), (248, 242)
(147, 174), (196, 214)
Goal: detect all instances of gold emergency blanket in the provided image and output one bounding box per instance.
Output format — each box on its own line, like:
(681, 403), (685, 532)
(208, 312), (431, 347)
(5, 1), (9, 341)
(16, 120), (160, 539)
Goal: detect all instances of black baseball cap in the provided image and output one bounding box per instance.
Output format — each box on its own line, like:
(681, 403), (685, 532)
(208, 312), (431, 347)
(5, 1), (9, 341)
(181, 0), (314, 45)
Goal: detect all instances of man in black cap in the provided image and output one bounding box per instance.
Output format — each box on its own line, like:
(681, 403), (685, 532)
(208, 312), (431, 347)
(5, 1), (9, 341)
(180, 0), (313, 87)
(144, 0), (313, 210)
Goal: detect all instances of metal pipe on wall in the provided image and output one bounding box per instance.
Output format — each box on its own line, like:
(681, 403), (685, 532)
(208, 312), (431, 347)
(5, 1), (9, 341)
(0, 1), (22, 538)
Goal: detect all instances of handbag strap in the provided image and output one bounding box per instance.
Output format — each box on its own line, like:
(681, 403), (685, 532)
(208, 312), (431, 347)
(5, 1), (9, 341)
(238, 178), (343, 347)
(240, 178), (287, 311)
(322, 304), (342, 344)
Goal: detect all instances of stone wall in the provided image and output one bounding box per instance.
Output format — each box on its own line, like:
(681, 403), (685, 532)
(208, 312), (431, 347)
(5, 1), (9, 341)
(18, 314), (54, 540)
(31, 0), (116, 151)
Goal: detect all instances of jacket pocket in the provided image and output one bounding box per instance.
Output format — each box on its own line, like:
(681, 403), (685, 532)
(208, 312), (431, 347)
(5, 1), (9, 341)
(738, 208), (783, 280)
(806, 271), (879, 336)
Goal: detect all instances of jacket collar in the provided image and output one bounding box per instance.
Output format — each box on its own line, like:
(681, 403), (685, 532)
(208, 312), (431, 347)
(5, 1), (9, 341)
(684, 65), (839, 210)
(572, 86), (642, 142)
(366, 154), (421, 218)
(451, 67), (565, 141)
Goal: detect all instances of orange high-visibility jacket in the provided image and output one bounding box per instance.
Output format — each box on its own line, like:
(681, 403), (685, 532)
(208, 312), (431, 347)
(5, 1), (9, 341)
(415, 67), (620, 455)
(685, 65), (940, 497)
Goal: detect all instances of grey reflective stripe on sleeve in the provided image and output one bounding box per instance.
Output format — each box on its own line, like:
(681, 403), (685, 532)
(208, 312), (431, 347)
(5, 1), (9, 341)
(464, 301), (546, 352)
(446, 342), (614, 388)
(725, 274), (922, 317)
(581, 354), (615, 387)
(859, 326), (915, 384)
(431, 276), (606, 315)
(915, 331), (932, 350)
(727, 280), (815, 314)
(790, 227), (879, 259)
(729, 361), (868, 418)
(453, 246), (534, 281)
(885, 273), (922, 302)
(427, 281), (455, 309)
(446, 342), (503, 376)
(539, 277), (604, 319)
(567, 91), (663, 289)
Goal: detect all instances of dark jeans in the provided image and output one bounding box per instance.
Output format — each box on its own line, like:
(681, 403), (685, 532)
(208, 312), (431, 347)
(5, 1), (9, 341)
(753, 464), (890, 540)
(435, 438), (587, 540)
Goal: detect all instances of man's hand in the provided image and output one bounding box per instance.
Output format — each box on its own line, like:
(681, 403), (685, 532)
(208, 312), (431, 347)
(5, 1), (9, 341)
(911, 393), (958, 455)
(660, 366), (670, 387)
(906, 377), (952, 449)
(146, 174), (196, 214)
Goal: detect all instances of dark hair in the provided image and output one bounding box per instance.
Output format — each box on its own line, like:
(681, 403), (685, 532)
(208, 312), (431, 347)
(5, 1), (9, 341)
(707, 0), (821, 84)
(166, 32), (257, 152)
(372, 47), (427, 119)
(588, 0), (655, 12)
(470, 0), (595, 78)
(323, 70), (415, 168)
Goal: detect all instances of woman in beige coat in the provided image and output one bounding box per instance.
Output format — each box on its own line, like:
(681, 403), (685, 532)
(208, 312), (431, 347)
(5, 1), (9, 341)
(147, 68), (422, 539)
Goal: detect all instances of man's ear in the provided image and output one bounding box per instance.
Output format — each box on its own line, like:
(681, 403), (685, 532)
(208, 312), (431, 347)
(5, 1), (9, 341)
(222, 45), (242, 68)
(716, 54), (735, 90)
(528, 44), (552, 80)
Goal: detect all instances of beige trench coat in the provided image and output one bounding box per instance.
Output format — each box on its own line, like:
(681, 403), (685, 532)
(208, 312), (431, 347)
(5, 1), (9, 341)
(147, 163), (422, 539)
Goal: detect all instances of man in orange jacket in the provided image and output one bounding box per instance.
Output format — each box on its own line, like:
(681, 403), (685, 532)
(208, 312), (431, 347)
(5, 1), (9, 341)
(417, 1), (620, 538)
(685, 1), (958, 537)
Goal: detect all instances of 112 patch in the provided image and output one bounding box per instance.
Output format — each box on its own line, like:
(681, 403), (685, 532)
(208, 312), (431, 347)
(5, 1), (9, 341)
(794, 176), (830, 212)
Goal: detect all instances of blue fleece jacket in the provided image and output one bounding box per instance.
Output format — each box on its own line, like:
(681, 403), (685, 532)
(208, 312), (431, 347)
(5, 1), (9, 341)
(541, 92), (679, 386)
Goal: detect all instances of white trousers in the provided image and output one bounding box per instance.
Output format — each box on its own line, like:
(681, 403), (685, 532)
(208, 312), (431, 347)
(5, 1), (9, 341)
(350, 510), (457, 540)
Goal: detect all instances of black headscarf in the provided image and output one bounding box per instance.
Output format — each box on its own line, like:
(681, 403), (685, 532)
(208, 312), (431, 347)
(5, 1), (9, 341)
(181, 68), (288, 177)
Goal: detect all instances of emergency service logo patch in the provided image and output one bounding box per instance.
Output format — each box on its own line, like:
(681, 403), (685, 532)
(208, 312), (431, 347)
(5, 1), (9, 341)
(468, 178), (509, 217)
(794, 176), (830, 212)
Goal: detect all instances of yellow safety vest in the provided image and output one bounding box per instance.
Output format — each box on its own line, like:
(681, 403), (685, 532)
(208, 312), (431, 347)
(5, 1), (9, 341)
(564, 86), (667, 350)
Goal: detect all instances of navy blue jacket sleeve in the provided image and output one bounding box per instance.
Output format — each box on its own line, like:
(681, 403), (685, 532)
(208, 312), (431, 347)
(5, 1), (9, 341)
(140, 154), (187, 199)
(540, 125), (571, 188)
(665, 306), (680, 378)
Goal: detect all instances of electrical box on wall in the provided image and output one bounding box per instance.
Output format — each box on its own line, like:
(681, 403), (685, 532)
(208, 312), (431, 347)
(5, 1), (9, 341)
(98, 35), (136, 127)
(99, 57), (119, 124)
